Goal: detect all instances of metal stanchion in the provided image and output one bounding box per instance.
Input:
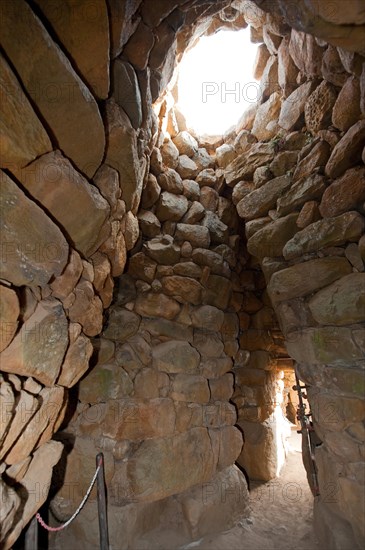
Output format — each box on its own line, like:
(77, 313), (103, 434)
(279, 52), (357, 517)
(96, 453), (109, 550)
(24, 515), (38, 550)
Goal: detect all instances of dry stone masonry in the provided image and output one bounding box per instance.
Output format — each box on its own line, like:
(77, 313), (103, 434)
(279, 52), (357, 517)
(0, 1), (364, 549)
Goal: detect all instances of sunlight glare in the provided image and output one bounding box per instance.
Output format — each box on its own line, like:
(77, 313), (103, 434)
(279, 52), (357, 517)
(177, 29), (259, 136)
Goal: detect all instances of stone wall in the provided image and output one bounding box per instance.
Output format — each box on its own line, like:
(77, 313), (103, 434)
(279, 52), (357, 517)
(0, 0), (364, 549)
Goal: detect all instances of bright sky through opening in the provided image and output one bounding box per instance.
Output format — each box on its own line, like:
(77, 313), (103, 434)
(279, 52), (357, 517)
(177, 29), (259, 136)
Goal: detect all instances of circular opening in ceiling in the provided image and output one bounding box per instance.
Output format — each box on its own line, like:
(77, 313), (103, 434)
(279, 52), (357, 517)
(177, 28), (259, 136)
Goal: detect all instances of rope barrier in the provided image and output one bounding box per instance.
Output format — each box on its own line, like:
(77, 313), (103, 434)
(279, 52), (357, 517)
(36, 459), (102, 532)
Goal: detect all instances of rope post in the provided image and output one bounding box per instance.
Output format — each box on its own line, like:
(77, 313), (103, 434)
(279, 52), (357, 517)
(96, 453), (109, 550)
(24, 516), (38, 550)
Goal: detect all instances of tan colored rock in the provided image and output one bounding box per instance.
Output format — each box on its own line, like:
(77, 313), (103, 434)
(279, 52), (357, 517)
(215, 144), (236, 169)
(100, 221), (127, 277)
(123, 211), (139, 251)
(3, 440), (63, 549)
(161, 140), (180, 170)
(202, 211), (229, 245)
(247, 213), (299, 259)
(297, 201), (321, 229)
(268, 257), (352, 303)
(182, 179), (200, 201)
(321, 46), (348, 87)
(306, 0), (365, 26)
(144, 234), (180, 264)
(156, 191), (189, 222)
(263, 26), (282, 54)
(175, 224), (210, 248)
(141, 317), (193, 343)
(104, 398), (175, 440)
(0, 286), (19, 353)
(224, 143), (274, 184)
(161, 276), (203, 305)
(270, 150), (299, 177)
(293, 141), (331, 181)
(105, 100), (143, 211)
(203, 275), (232, 310)
(0, 388), (38, 461)
(345, 242), (364, 271)
(191, 305), (224, 332)
(325, 120), (365, 179)
(278, 173), (326, 217)
(68, 279), (103, 336)
(141, 173), (161, 208)
(182, 201), (205, 224)
(277, 36), (298, 97)
(320, 166), (365, 218)
(138, 210), (161, 239)
(78, 363), (132, 404)
(237, 175), (292, 221)
(305, 80), (338, 134)
(194, 329), (224, 358)
(157, 168), (183, 194)
(0, 54), (51, 171)
(0, 299), (68, 386)
(135, 292), (180, 320)
(5, 386), (64, 464)
(123, 20), (155, 71)
(286, 326), (364, 367)
(128, 252), (157, 283)
(113, 59), (142, 129)
(283, 212), (365, 260)
(0, 477), (21, 546)
(309, 273), (365, 326)
(171, 374), (210, 403)
(117, 427), (214, 503)
(332, 76), (361, 132)
(20, 151), (109, 256)
(0, 171), (69, 287)
(278, 81), (316, 131)
(0, 0), (105, 177)
(35, 0), (110, 99)
(259, 56), (279, 102)
(103, 308), (140, 342)
(237, 420), (277, 481)
(57, 330), (93, 388)
(176, 155), (199, 179)
(199, 186), (218, 212)
(196, 169), (216, 188)
(251, 92), (281, 141)
(289, 30), (323, 78)
(153, 340), (200, 373)
(173, 131), (198, 158)
(50, 250), (83, 301)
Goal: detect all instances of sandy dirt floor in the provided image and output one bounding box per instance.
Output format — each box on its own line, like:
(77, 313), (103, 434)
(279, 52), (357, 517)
(182, 430), (320, 550)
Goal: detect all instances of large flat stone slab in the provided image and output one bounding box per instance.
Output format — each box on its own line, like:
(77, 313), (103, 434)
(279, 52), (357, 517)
(0, 299), (69, 386)
(35, 0), (110, 99)
(19, 151), (110, 256)
(237, 175), (292, 221)
(309, 273), (365, 325)
(120, 427), (215, 502)
(0, 170), (69, 287)
(268, 257), (352, 302)
(0, 0), (105, 177)
(283, 212), (365, 259)
(0, 54), (51, 171)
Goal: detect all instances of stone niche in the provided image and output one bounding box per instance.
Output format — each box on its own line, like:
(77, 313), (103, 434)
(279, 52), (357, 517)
(0, 1), (364, 549)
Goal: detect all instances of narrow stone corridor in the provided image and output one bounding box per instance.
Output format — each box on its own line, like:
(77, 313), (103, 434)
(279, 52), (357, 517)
(192, 431), (319, 550)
